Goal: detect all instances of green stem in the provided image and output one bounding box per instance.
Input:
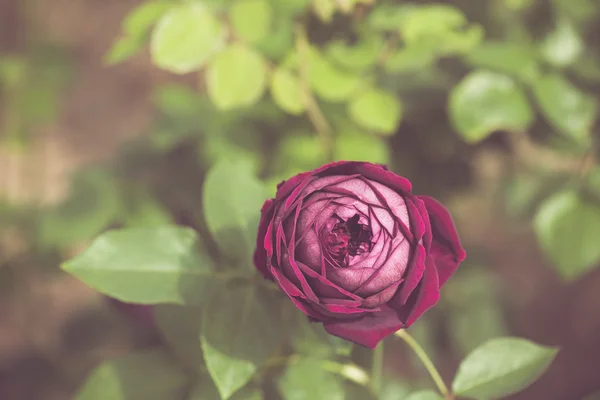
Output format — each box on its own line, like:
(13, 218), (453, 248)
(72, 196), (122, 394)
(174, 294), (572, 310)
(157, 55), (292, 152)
(395, 329), (450, 398)
(371, 342), (384, 395)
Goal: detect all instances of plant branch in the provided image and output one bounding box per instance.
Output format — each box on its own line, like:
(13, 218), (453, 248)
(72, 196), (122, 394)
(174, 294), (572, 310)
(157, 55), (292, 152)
(395, 329), (451, 398)
(295, 23), (335, 161)
(371, 341), (384, 395)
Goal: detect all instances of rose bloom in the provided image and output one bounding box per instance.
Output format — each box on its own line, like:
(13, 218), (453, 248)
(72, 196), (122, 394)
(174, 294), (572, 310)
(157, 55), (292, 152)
(254, 161), (466, 348)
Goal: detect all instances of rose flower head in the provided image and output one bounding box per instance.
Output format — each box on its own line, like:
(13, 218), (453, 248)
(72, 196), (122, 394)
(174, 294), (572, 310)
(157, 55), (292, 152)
(254, 162), (466, 348)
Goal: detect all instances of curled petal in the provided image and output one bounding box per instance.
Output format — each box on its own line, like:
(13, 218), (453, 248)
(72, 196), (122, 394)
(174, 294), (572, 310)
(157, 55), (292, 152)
(323, 306), (404, 348)
(253, 199), (275, 279)
(395, 257), (440, 326)
(418, 195), (466, 286)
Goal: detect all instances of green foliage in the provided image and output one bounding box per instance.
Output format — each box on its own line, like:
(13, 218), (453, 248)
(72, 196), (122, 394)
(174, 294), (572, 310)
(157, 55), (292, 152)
(150, 2), (225, 74)
(154, 305), (205, 372)
(39, 170), (122, 248)
(206, 45), (268, 110)
(534, 190), (600, 280)
(62, 226), (216, 305)
(405, 391), (443, 400)
(24, 0), (600, 398)
(229, 0), (273, 44)
(449, 70), (533, 143)
(533, 74), (597, 143)
(105, 1), (172, 64)
(270, 67), (305, 115)
(201, 283), (282, 399)
(278, 358), (345, 400)
(452, 337), (558, 399)
(75, 350), (188, 400)
(348, 89), (402, 135)
(465, 41), (539, 82)
(203, 158), (266, 262)
(540, 18), (583, 68)
(307, 49), (362, 102)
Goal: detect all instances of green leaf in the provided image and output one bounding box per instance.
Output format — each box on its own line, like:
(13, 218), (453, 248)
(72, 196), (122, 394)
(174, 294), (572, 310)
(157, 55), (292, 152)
(271, 67), (305, 115)
(399, 4), (483, 55)
(150, 2), (225, 74)
(206, 44), (267, 110)
(533, 74), (597, 142)
(105, 0), (172, 65)
(449, 70), (533, 143)
(334, 130), (389, 165)
(367, 4), (415, 31)
(380, 380), (412, 400)
(75, 349), (188, 400)
(291, 312), (334, 358)
(203, 158), (266, 261)
(465, 41), (539, 82)
(191, 379), (263, 400)
(125, 197), (173, 228)
(587, 167), (600, 198)
(62, 226), (216, 305)
(384, 46), (436, 73)
(39, 170), (122, 248)
(540, 18), (582, 68)
(104, 36), (145, 65)
(123, 1), (172, 38)
(231, 388), (264, 400)
(230, 0), (272, 44)
(275, 132), (326, 172)
(405, 391), (443, 400)
(278, 358), (345, 400)
(272, 0), (310, 16)
(504, 172), (569, 219)
(154, 304), (204, 372)
(309, 51), (361, 102)
(348, 89), (402, 135)
(255, 18), (293, 60)
(201, 283), (282, 400)
(152, 84), (204, 116)
(203, 135), (263, 175)
(452, 337), (558, 399)
(534, 190), (600, 280)
(327, 34), (384, 71)
(444, 270), (509, 355)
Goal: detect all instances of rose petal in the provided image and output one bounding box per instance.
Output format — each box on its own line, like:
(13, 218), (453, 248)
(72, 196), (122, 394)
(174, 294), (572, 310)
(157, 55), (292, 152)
(355, 163), (412, 194)
(323, 306), (404, 348)
(254, 199), (275, 279)
(395, 257), (440, 326)
(417, 195), (466, 286)
(396, 243), (427, 304)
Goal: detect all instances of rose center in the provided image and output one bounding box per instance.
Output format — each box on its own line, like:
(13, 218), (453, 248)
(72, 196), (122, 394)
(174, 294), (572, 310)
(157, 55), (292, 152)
(325, 214), (373, 264)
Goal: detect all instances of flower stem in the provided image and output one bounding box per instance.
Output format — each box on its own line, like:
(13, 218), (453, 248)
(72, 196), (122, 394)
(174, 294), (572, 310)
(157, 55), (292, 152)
(395, 329), (450, 398)
(294, 23), (335, 161)
(371, 342), (384, 395)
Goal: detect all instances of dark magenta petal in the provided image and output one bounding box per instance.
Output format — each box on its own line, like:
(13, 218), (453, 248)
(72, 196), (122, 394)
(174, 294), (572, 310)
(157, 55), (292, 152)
(417, 195), (466, 286)
(253, 199), (275, 279)
(355, 163), (412, 195)
(396, 243), (427, 304)
(395, 257), (440, 326)
(323, 307), (404, 348)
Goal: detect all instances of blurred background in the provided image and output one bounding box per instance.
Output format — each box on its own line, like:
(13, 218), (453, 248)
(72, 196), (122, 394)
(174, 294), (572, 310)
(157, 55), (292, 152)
(1, 0), (600, 399)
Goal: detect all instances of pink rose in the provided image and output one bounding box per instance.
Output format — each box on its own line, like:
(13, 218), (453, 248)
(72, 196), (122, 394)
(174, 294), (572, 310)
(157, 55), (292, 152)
(254, 162), (466, 348)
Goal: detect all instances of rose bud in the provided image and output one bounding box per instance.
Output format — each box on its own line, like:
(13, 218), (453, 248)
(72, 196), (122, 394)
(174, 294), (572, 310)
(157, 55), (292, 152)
(254, 162), (466, 348)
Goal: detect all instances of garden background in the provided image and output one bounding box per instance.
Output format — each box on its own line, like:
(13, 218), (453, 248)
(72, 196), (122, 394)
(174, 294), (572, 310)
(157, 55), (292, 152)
(1, 0), (600, 399)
